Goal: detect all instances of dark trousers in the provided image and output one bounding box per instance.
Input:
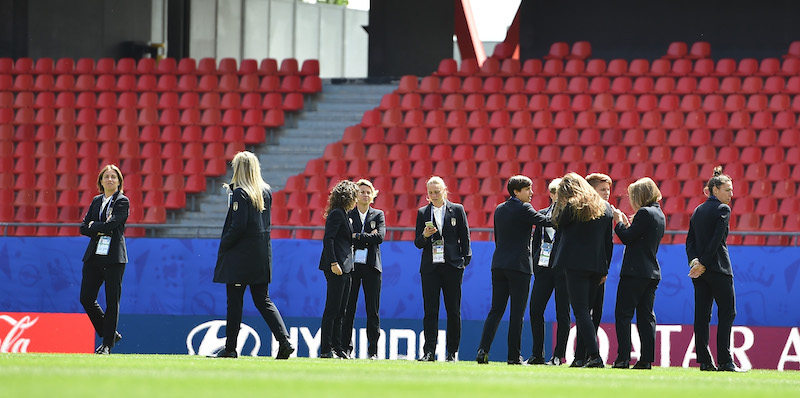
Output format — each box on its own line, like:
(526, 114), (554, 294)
(574, 280), (605, 360)
(615, 276), (659, 362)
(342, 263), (382, 356)
(529, 267), (570, 359)
(421, 264), (464, 355)
(225, 283), (290, 351)
(79, 261), (125, 347)
(478, 269), (531, 361)
(693, 272), (736, 365)
(320, 270), (352, 354)
(565, 269), (602, 359)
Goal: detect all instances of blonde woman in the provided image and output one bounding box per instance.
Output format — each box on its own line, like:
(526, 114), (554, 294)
(550, 173), (613, 368)
(79, 164), (129, 355)
(318, 180), (360, 359)
(212, 151), (294, 359)
(611, 178), (665, 370)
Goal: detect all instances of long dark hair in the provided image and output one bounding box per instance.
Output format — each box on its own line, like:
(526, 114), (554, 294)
(323, 180), (359, 218)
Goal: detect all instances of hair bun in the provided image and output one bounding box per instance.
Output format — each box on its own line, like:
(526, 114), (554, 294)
(712, 165), (723, 177)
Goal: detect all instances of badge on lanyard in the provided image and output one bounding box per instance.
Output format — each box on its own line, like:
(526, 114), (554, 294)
(538, 227), (555, 267)
(432, 239), (445, 263)
(96, 236), (111, 256)
(355, 248), (368, 264)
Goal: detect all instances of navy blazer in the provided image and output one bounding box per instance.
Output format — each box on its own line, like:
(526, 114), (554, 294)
(614, 202), (666, 280)
(214, 188), (273, 285)
(80, 192), (129, 264)
(686, 196), (733, 276)
(348, 206), (386, 272)
(414, 201), (472, 273)
(551, 201), (613, 275)
(319, 207), (355, 273)
(532, 204), (556, 273)
(492, 197), (552, 275)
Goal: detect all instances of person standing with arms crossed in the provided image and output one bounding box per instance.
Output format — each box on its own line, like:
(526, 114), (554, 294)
(686, 166), (745, 372)
(611, 178), (665, 370)
(319, 180), (359, 359)
(414, 176), (471, 362)
(476, 175), (552, 365)
(527, 177), (571, 366)
(212, 151), (294, 359)
(342, 179), (386, 360)
(79, 164), (129, 355)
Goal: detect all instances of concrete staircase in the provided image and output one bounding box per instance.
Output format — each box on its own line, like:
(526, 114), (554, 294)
(153, 81), (397, 238)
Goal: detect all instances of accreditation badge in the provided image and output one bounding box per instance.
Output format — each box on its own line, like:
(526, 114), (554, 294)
(95, 236), (111, 256)
(538, 242), (552, 267)
(355, 248), (368, 264)
(432, 239), (445, 263)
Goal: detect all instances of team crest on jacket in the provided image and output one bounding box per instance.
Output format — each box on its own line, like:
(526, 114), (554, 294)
(451, 218), (456, 227)
(370, 221), (376, 229)
(233, 201), (238, 211)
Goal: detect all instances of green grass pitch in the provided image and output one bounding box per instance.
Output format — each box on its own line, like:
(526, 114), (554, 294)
(1, 354), (799, 398)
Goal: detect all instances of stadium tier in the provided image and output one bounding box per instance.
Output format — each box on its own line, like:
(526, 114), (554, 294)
(2, 43), (799, 244)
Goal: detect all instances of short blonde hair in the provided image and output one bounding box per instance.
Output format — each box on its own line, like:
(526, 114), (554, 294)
(585, 173), (612, 188)
(627, 177), (662, 211)
(548, 178), (562, 193)
(355, 178), (379, 203)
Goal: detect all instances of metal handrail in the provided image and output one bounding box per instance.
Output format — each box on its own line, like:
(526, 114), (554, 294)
(1, 222), (798, 244)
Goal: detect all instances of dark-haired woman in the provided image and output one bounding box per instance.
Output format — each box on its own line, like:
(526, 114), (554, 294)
(686, 166), (743, 372)
(612, 178), (665, 370)
(213, 151), (294, 359)
(318, 180), (360, 359)
(79, 164), (129, 355)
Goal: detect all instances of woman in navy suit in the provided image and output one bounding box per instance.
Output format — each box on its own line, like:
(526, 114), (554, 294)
(476, 175), (551, 365)
(686, 166), (743, 372)
(79, 164), (129, 355)
(550, 173), (613, 368)
(342, 179), (386, 360)
(318, 180), (359, 359)
(414, 176), (471, 362)
(213, 151), (294, 359)
(611, 177), (665, 370)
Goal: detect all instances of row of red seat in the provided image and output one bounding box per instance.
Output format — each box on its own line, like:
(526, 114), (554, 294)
(398, 75), (800, 95)
(383, 91), (800, 111)
(0, 91), (303, 112)
(362, 108), (800, 130)
(0, 57), (319, 77)
(434, 57), (800, 79)
(0, 73), (322, 94)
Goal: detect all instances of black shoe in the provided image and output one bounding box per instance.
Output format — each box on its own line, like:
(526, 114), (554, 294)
(368, 353), (378, 360)
(210, 348), (237, 358)
(319, 351), (335, 358)
(718, 362), (746, 372)
(582, 356), (605, 368)
(546, 357), (564, 366)
(95, 344), (111, 355)
(475, 349), (489, 364)
(612, 359), (630, 369)
(632, 361), (652, 370)
(334, 349), (351, 359)
(570, 359), (586, 368)
(699, 362), (717, 371)
(508, 356), (527, 365)
(276, 341), (295, 360)
(526, 356), (546, 365)
(445, 353), (457, 362)
(418, 352), (436, 362)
